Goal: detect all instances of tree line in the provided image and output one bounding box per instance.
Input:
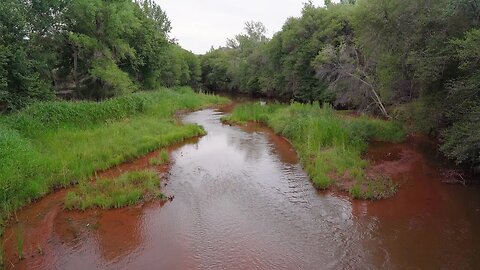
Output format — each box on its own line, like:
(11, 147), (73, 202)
(0, 0), (201, 111)
(201, 0), (480, 171)
(1, 0), (479, 170)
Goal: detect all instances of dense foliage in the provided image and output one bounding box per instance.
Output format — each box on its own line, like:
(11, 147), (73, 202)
(201, 0), (480, 169)
(0, 0), (201, 111)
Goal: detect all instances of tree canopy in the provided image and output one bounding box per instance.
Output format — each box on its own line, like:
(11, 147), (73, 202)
(0, 0), (201, 109)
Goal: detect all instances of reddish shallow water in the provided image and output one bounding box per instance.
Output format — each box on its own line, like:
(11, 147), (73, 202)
(3, 108), (480, 269)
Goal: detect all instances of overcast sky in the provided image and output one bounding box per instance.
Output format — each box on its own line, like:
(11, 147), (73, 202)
(158, 0), (327, 54)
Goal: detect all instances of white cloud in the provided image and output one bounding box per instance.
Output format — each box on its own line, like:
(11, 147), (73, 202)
(157, 0), (327, 54)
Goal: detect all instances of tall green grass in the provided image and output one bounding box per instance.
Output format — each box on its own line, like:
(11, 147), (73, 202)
(149, 150), (170, 166)
(3, 87), (226, 135)
(16, 227), (24, 260)
(65, 170), (164, 210)
(0, 239), (4, 267)
(224, 102), (405, 199)
(0, 87), (228, 224)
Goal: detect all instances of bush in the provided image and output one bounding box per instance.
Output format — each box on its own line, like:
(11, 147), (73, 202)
(441, 106), (480, 168)
(89, 59), (137, 98)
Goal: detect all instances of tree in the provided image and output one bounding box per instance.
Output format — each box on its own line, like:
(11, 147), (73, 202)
(0, 0), (54, 111)
(137, 0), (172, 35)
(203, 21), (269, 95)
(441, 28), (480, 168)
(314, 41), (390, 117)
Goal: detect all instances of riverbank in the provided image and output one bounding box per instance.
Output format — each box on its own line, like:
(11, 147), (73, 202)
(222, 102), (405, 199)
(0, 87), (228, 231)
(4, 107), (479, 269)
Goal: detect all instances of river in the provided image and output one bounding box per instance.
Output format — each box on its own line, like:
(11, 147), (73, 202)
(3, 107), (480, 269)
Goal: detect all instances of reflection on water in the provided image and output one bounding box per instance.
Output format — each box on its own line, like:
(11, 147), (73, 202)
(158, 109), (362, 269)
(360, 139), (480, 269)
(3, 108), (480, 269)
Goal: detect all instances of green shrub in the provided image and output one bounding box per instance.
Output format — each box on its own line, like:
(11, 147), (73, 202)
(441, 114), (480, 167)
(391, 97), (443, 135)
(90, 58), (137, 97)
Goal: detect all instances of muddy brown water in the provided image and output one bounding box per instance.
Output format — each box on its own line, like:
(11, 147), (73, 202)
(3, 107), (480, 269)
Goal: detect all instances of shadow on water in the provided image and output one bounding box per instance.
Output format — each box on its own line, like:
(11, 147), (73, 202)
(3, 105), (480, 269)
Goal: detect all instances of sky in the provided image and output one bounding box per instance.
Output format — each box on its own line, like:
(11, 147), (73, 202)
(158, 0), (327, 54)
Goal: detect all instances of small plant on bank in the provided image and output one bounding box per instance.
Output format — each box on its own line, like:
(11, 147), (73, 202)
(350, 175), (397, 200)
(16, 228), (24, 260)
(37, 244), (44, 256)
(149, 150), (169, 166)
(64, 170), (165, 210)
(0, 240), (4, 266)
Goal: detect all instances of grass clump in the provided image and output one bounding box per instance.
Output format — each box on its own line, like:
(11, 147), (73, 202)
(226, 102), (405, 199)
(0, 87), (228, 223)
(0, 241), (3, 267)
(64, 170), (164, 210)
(350, 175), (397, 200)
(149, 150), (169, 166)
(16, 228), (24, 260)
(221, 102), (283, 125)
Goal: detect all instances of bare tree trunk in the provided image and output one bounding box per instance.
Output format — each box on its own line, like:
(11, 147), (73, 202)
(345, 72), (390, 118)
(73, 48), (79, 92)
(94, 14), (104, 60)
(469, 0), (480, 26)
(316, 42), (391, 118)
(351, 46), (390, 118)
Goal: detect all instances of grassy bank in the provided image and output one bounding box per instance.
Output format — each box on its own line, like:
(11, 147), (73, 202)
(223, 102), (405, 199)
(150, 150), (170, 166)
(0, 87), (228, 226)
(65, 170), (164, 210)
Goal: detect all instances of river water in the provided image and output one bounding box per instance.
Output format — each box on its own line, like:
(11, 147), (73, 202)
(3, 107), (480, 269)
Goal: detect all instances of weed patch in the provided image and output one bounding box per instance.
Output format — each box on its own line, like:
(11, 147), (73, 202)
(150, 150), (169, 166)
(16, 228), (24, 260)
(65, 170), (164, 210)
(0, 240), (3, 267)
(350, 175), (397, 200)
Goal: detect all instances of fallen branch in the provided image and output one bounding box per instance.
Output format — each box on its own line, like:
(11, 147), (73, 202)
(441, 170), (467, 186)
